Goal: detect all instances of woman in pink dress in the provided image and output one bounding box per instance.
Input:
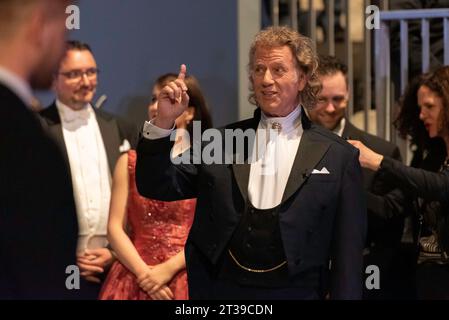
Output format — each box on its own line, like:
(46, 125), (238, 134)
(99, 73), (212, 300)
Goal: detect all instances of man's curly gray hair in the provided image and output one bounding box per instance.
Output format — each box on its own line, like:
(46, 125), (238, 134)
(248, 26), (321, 110)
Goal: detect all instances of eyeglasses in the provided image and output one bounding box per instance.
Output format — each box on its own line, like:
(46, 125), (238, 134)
(59, 68), (99, 81)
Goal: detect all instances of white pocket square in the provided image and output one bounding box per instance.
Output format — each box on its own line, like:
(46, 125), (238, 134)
(119, 139), (131, 153)
(312, 167), (330, 174)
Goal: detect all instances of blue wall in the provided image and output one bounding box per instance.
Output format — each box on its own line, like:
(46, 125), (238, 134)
(38, 0), (239, 128)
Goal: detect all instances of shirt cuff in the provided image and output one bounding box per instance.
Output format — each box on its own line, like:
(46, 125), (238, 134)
(142, 119), (175, 140)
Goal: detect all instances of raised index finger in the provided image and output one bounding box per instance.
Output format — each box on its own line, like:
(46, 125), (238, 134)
(178, 64), (187, 81)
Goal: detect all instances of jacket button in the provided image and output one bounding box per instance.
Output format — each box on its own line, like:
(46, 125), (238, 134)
(295, 259), (301, 266)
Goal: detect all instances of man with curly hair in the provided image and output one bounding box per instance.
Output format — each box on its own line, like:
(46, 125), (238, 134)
(136, 26), (366, 299)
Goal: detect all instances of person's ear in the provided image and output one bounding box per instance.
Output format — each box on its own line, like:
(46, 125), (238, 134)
(297, 72), (307, 92)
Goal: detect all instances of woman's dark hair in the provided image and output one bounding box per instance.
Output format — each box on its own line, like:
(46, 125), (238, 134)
(394, 73), (431, 149)
(421, 66), (449, 136)
(394, 66), (449, 151)
(153, 73), (213, 138)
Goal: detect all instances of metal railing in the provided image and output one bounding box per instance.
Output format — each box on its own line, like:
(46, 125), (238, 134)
(268, 0), (356, 126)
(375, 9), (449, 143)
(266, 1), (449, 155)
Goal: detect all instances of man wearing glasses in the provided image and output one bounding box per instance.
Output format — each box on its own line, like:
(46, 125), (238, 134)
(308, 55), (405, 300)
(39, 40), (137, 299)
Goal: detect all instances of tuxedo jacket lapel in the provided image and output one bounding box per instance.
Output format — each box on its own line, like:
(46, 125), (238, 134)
(95, 111), (121, 175)
(281, 129), (330, 203)
(39, 103), (70, 168)
(40, 103), (121, 175)
(231, 110), (261, 202)
(232, 163), (250, 202)
(282, 109), (331, 203)
(341, 120), (357, 140)
(231, 107), (331, 204)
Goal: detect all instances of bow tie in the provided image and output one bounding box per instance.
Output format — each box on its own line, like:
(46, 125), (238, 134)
(61, 107), (90, 123)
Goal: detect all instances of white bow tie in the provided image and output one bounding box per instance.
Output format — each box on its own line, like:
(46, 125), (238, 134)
(61, 107), (90, 123)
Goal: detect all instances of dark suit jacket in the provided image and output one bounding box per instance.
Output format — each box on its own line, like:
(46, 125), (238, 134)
(379, 157), (449, 203)
(380, 156), (449, 255)
(39, 102), (138, 176)
(0, 84), (78, 299)
(136, 108), (367, 299)
(342, 121), (405, 247)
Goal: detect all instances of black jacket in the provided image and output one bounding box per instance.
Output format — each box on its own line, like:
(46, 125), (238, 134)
(380, 156), (449, 255)
(0, 84), (78, 299)
(343, 121), (405, 247)
(136, 108), (367, 299)
(39, 102), (138, 176)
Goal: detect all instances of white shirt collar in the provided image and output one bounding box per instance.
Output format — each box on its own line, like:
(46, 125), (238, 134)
(0, 66), (34, 107)
(332, 117), (346, 137)
(56, 99), (92, 123)
(260, 105), (302, 134)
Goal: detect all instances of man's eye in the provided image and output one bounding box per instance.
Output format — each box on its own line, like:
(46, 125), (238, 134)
(68, 71), (81, 78)
(333, 97), (345, 104)
(86, 69), (96, 76)
(274, 67), (285, 73)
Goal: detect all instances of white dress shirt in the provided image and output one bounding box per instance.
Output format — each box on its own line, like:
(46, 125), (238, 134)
(142, 120), (190, 158)
(248, 106), (303, 209)
(56, 100), (111, 252)
(142, 106), (303, 210)
(0, 66), (34, 106)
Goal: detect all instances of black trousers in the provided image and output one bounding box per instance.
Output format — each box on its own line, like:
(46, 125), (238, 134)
(416, 263), (449, 300)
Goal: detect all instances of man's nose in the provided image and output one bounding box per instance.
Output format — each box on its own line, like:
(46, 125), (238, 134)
(81, 73), (90, 86)
(262, 69), (274, 84)
(325, 101), (336, 113)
